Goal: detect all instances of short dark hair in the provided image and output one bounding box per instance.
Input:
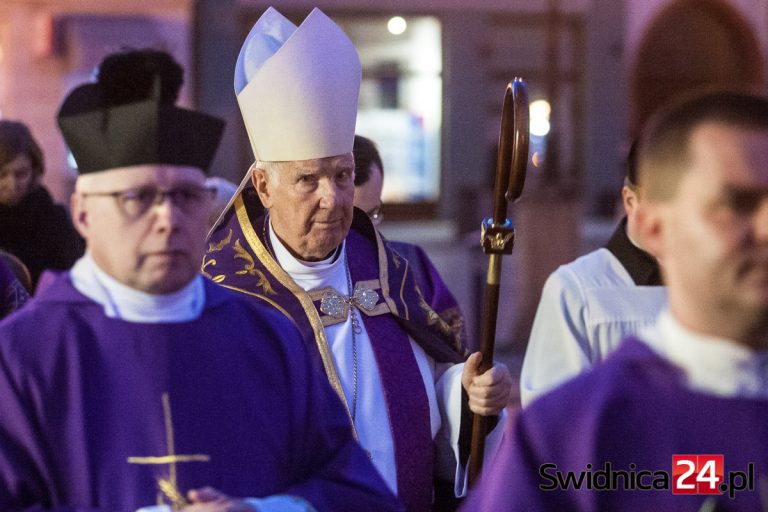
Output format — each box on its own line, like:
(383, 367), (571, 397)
(626, 138), (639, 187)
(0, 120), (44, 177)
(353, 135), (384, 186)
(637, 89), (768, 201)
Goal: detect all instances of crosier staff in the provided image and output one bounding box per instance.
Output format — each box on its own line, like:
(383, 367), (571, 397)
(468, 78), (529, 486)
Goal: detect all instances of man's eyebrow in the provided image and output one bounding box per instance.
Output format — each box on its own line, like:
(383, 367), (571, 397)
(723, 183), (768, 195)
(293, 167), (322, 176)
(720, 184), (768, 207)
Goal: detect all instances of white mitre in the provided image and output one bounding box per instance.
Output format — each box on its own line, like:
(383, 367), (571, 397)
(234, 7), (361, 162)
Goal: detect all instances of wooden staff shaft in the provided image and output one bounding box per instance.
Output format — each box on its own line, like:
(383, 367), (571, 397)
(468, 253), (503, 483)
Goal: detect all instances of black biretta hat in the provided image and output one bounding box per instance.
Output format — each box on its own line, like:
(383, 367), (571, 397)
(57, 51), (224, 175)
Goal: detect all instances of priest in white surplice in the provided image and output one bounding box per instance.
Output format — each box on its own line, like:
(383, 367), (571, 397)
(203, 7), (513, 511)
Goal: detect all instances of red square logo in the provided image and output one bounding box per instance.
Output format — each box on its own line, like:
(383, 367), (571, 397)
(672, 454), (724, 495)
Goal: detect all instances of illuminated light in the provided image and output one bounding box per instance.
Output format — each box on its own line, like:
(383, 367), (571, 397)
(532, 151), (542, 167)
(530, 99), (551, 137)
(387, 16), (407, 35)
(66, 150), (78, 170)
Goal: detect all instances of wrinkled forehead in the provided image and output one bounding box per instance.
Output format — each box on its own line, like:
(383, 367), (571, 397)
(76, 164), (207, 193)
(286, 153), (354, 174)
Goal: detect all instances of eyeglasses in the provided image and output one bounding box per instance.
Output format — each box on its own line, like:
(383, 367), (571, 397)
(367, 205), (383, 226)
(82, 185), (215, 218)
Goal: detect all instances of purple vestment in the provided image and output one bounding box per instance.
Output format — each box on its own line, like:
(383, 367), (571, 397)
(0, 257), (28, 320)
(462, 338), (768, 512)
(0, 272), (401, 512)
(203, 193), (469, 512)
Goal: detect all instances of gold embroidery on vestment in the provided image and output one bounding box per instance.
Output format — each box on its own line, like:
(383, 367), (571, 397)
(127, 393), (210, 511)
(233, 239), (276, 295)
(207, 229), (232, 252)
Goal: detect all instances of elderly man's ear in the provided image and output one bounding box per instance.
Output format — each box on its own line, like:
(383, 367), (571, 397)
(251, 169), (273, 209)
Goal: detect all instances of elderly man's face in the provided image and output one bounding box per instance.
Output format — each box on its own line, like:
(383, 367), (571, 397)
(646, 122), (768, 342)
(254, 154), (355, 261)
(72, 165), (212, 294)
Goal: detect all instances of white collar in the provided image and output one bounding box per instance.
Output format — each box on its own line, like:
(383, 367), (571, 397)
(70, 252), (205, 323)
(642, 309), (768, 399)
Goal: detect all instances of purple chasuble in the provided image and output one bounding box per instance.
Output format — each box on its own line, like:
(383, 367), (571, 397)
(462, 338), (768, 512)
(0, 272), (401, 512)
(204, 192), (469, 511)
(0, 257), (28, 320)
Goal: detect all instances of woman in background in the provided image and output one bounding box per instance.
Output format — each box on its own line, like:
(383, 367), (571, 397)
(0, 120), (84, 289)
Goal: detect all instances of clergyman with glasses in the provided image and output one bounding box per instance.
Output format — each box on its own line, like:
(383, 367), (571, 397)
(0, 49), (399, 511)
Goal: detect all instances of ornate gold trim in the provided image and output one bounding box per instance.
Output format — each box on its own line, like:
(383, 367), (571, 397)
(398, 263), (410, 321)
(375, 229), (403, 318)
(233, 195), (354, 430)
(217, 284), (297, 326)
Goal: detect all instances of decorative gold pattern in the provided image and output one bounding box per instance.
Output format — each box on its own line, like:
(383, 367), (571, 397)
(207, 229), (233, 252)
(218, 284), (296, 323)
(127, 393), (210, 511)
(376, 231), (402, 319)
(200, 256), (219, 281)
(441, 307), (468, 354)
(233, 239), (276, 295)
(388, 243), (402, 269)
(417, 290), (450, 335)
(487, 231), (514, 251)
(202, 228), (277, 294)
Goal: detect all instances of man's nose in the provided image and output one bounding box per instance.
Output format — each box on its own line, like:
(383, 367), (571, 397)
(152, 195), (183, 231)
(317, 178), (342, 208)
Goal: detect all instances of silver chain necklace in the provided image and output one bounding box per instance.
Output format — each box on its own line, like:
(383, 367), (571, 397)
(345, 258), (361, 422)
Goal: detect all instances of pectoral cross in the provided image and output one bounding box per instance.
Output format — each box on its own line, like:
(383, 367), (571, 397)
(128, 393), (210, 511)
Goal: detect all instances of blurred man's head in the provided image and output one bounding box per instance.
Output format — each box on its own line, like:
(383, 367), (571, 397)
(636, 90), (768, 347)
(353, 135), (384, 226)
(72, 165), (212, 294)
(59, 48), (223, 294)
(0, 121), (44, 207)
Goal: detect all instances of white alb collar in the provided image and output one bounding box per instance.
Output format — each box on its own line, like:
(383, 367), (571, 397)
(642, 309), (768, 399)
(70, 252), (205, 323)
